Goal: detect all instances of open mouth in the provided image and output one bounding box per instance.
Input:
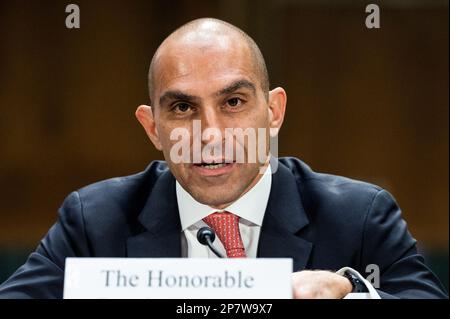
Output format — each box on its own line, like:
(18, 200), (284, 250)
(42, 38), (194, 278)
(194, 162), (232, 170)
(192, 160), (236, 175)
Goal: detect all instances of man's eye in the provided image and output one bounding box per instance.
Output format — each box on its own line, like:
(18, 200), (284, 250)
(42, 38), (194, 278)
(227, 98), (242, 107)
(173, 103), (191, 113)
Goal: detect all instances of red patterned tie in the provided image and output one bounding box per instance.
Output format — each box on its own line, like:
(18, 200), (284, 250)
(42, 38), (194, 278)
(203, 212), (247, 258)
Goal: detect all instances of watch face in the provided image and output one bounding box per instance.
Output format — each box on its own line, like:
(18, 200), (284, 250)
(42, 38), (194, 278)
(345, 271), (368, 293)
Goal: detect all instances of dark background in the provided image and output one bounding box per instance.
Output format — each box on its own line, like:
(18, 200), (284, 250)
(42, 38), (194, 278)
(0, 0), (448, 291)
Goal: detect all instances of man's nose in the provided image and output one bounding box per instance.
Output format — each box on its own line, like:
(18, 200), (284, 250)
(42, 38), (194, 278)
(200, 106), (222, 128)
(200, 107), (223, 144)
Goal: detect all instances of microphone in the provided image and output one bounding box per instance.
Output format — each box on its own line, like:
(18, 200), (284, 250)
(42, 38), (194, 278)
(197, 227), (225, 258)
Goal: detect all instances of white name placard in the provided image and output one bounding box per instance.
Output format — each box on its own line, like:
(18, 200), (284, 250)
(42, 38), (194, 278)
(63, 258), (293, 299)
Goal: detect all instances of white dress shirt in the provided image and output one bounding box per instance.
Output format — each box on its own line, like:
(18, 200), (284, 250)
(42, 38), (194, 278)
(176, 165), (272, 258)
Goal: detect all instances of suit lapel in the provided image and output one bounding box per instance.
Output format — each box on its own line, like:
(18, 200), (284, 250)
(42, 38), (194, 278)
(127, 168), (182, 257)
(258, 158), (313, 271)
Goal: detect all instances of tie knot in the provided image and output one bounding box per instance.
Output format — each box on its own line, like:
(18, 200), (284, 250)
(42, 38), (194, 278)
(203, 211), (239, 225)
(203, 212), (246, 258)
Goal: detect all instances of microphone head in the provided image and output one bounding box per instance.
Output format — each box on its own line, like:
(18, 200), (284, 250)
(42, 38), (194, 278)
(197, 227), (216, 245)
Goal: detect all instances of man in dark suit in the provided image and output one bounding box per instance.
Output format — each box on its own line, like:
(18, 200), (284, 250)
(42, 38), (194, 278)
(0, 18), (447, 299)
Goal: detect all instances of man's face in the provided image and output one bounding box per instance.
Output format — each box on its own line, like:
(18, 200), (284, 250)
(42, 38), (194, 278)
(149, 38), (271, 208)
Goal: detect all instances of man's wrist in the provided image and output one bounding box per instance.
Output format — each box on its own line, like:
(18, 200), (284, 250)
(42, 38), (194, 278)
(340, 273), (354, 295)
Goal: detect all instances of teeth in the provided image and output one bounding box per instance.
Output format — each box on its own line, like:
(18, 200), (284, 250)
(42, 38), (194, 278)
(202, 163), (226, 169)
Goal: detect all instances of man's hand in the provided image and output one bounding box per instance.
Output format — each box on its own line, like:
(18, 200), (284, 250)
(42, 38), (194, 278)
(292, 270), (353, 299)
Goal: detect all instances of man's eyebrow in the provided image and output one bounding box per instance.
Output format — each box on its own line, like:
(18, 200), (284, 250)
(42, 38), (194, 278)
(216, 79), (256, 97)
(159, 90), (199, 106)
(158, 80), (256, 105)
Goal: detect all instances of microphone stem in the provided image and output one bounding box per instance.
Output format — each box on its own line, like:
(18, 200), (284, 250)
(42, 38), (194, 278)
(206, 237), (225, 258)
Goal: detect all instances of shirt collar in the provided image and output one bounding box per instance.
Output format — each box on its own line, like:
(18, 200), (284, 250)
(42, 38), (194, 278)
(176, 165), (272, 231)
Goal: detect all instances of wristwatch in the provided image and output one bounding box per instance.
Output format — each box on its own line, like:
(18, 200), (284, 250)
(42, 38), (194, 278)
(343, 270), (369, 293)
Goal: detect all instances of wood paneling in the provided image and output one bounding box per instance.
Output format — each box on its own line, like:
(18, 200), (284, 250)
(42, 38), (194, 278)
(0, 1), (447, 250)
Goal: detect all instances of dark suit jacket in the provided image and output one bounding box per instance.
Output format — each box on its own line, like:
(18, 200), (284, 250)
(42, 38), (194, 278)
(0, 157), (447, 299)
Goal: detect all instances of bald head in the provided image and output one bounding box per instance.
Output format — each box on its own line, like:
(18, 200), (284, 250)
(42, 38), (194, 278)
(148, 18), (269, 105)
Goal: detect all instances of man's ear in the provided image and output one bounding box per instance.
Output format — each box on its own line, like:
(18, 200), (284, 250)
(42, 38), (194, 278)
(268, 87), (287, 137)
(135, 105), (162, 151)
